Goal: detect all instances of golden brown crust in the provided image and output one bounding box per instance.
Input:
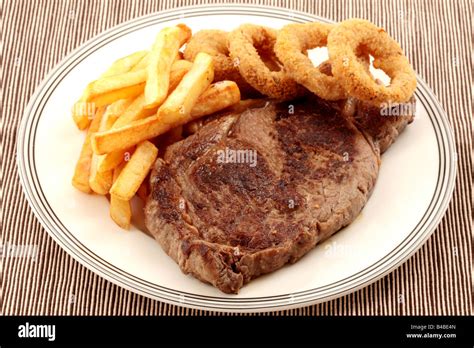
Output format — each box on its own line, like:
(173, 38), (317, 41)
(327, 19), (417, 105)
(275, 22), (347, 100)
(228, 24), (306, 100)
(275, 23), (373, 101)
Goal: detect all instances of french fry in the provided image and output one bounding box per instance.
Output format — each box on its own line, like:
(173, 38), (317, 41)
(88, 83), (145, 108)
(95, 61), (193, 172)
(180, 80), (241, 137)
(101, 50), (148, 78)
(168, 60), (193, 92)
(97, 147), (134, 173)
(92, 81), (240, 154)
(110, 193), (132, 229)
(71, 107), (106, 193)
(87, 70), (147, 98)
(114, 94), (156, 128)
(89, 160), (113, 194)
(71, 51), (147, 130)
(132, 54), (150, 71)
(189, 80), (240, 118)
(95, 94), (154, 174)
(109, 141), (158, 201)
(110, 162), (132, 229)
(87, 60), (192, 109)
(144, 25), (192, 109)
(134, 50), (181, 72)
(72, 25), (245, 229)
(89, 108), (115, 194)
(114, 61), (193, 128)
(92, 80), (240, 155)
(105, 99), (133, 125)
(158, 52), (214, 124)
(85, 51), (165, 105)
(171, 59), (193, 70)
(92, 53), (215, 154)
(71, 97), (95, 130)
(95, 94), (154, 173)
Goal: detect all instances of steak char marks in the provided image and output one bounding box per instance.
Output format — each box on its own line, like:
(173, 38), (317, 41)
(145, 96), (414, 293)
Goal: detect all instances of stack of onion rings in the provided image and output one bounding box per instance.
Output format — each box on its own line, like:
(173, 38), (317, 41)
(184, 20), (416, 106)
(228, 24), (305, 100)
(327, 19), (417, 105)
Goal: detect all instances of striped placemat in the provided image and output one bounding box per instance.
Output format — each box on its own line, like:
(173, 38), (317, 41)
(2, 0), (472, 315)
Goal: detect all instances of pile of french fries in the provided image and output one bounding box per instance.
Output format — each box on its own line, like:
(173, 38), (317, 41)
(71, 24), (241, 229)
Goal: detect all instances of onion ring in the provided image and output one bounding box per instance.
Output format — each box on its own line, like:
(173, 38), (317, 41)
(318, 56), (371, 77)
(327, 19), (416, 105)
(228, 24), (305, 100)
(183, 30), (259, 97)
(275, 22), (347, 100)
(275, 22), (372, 101)
(317, 60), (334, 76)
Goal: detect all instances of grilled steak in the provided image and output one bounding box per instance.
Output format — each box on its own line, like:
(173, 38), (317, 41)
(145, 96), (414, 293)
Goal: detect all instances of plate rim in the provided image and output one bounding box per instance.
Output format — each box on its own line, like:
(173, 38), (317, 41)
(16, 4), (457, 312)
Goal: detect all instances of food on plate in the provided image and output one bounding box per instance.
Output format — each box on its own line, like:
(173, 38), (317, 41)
(109, 140), (158, 201)
(71, 107), (106, 193)
(184, 29), (259, 97)
(117, 60), (194, 127)
(71, 19), (417, 293)
(87, 83), (145, 109)
(74, 53), (188, 130)
(110, 162), (132, 229)
(275, 23), (376, 101)
(275, 23), (347, 100)
(316, 59), (338, 77)
(95, 60), (193, 173)
(228, 24), (305, 100)
(71, 50), (148, 130)
(183, 99), (267, 135)
(88, 59), (192, 110)
(327, 19), (417, 105)
(92, 79), (240, 154)
(103, 99), (133, 124)
(166, 59), (194, 91)
(183, 80), (240, 118)
(144, 24), (192, 109)
(71, 24), (241, 230)
(87, 58), (188, 105)
(137, 180), (148, 202)
(101, 50), (149, 76)
(158, 52), (214, 122)
(91, 52), (216, 154)
(145, 96), (414, 293)
(88, 107), (115, 195)
(88, 70), (148, 98)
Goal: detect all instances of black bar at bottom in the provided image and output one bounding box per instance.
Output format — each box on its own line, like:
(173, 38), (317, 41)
(0, 315), (472, 346)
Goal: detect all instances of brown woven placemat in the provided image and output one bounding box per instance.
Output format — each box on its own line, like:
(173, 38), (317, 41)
(2, 0), (472, 315)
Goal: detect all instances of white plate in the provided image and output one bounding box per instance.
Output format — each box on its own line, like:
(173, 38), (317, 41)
(17, 5), (456, 312)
